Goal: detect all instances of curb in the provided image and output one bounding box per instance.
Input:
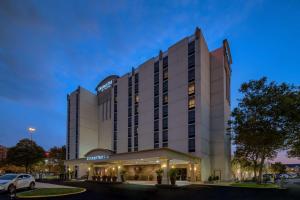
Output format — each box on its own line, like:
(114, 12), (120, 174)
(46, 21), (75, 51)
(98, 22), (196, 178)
(16, 188), (86, 199)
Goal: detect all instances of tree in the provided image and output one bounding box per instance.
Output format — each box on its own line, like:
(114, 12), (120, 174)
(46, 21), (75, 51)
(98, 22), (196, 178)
(230, 77), (292, 183)
(279, 88), (300, 158)
(6, 139), (45, 173)
(270, 162), (287, 174)
(48, 145), (66, 174)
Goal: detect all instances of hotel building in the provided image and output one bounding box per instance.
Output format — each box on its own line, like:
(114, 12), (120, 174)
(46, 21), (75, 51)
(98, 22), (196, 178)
(65, 27), (232, 183)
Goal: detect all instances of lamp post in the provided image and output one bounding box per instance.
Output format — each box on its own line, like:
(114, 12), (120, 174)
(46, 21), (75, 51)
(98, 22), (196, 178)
(27, 127), (36, 142)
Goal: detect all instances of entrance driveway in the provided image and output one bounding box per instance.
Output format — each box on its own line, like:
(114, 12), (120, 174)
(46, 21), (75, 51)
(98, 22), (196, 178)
(3, 180), (296, 200)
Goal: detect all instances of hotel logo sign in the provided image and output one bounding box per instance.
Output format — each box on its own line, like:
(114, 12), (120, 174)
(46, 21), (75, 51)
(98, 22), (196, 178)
(86, 155), (110, 161)
(97, 80), (113, 93)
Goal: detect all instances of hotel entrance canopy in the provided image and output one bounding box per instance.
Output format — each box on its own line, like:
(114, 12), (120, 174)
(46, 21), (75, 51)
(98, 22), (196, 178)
(65, 148), (200, 166)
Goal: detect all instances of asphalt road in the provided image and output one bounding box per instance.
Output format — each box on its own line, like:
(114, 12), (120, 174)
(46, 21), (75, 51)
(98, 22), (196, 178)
(1, 180), (300, 200)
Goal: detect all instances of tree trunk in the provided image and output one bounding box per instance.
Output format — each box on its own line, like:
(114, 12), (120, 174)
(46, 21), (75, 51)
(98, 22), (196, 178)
(257, 157), (265, 184)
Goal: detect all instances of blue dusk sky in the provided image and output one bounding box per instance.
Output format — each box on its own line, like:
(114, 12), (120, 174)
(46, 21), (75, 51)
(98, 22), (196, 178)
(0, 0), (299, 163)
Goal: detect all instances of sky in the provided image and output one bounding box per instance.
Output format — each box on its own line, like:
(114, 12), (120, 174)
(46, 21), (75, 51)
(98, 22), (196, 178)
(0, 0), (299, 163)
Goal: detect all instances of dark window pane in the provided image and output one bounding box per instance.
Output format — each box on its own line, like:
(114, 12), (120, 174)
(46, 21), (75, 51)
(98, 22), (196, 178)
(128, 107), (132, 117)
(154, 132), (159, 143)
(162, 129), (168, 142)
(128, 127), (132, 137)
(163, 69), (168, 80)
(154, 120), (159, 131)
(154, 108), (159, 120)
(163, 80), (168, 93)
(188, 124), (195, 138)
(188, 82), (195, 95)
(188, 41), (195, 55)
(154, 61), (159, 73)
(163, 56), (168, 68)
(163, 117), (168, 129)
(128, 97), (132, 106)
(128, 117), (132, 127)
(135, 73), (139, 83)
(128, 138), (132, 147)
(134, 115), (138, 126)
(188, 109), (195, 124)
(154, 143), (159, 149)
(163, 105), (168, 117)
(188, 69), (195, 82)
(154, 84), (159, 96)
(154, 96), (159, 107)
(154, 74), (159, 84)
(188, 54), (195, 68)
(188, 138), (195, 152)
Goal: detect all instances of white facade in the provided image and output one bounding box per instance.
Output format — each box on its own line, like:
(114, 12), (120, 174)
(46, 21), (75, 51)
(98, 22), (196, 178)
(66, 28), (232, 181)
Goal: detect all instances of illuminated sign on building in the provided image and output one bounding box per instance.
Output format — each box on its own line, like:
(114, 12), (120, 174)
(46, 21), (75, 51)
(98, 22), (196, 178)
(97, 80), (113, 93)
(86, 155), (110, 161)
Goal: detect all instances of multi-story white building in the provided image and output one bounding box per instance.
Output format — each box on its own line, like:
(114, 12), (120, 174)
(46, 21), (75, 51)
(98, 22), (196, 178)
(65, 27), (232, 183)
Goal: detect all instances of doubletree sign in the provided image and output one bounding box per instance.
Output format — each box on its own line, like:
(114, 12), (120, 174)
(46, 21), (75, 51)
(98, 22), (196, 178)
(86, 155), (110, 161)
(97, 80), (113, 93)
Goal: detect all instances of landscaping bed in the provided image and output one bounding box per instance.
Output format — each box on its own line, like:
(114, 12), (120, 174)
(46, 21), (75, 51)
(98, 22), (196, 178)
(16, 188), (86, 198)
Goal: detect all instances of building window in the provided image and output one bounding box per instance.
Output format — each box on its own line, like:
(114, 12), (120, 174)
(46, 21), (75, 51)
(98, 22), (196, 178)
(225, 67), (230, 103)
(154, 61), (159, 73)
(154, 85), (159, 96)
(162, 105), (168, 117)
(163, 80), (168, 93)
(188, 138), (195, 152)
(188, 96), (195, 109)
(188, 124), (195, 138)
(154, 108), (159, 120)
(154, 120), (159, 131)
(162, 130), (168, 142)
(163, 117), (168, 130)
(163, 69), (168, 80)
(154, 96), (159, 107)
(163, 94), (168, 104)
(135, 95), (139, 103)
(188, 41), (195, 55)
(188, 82), (195, 95)
(188, 69), (195, 82)
(75, 90), (79, 159)
(188, 109), (195, 123)
(134, 115), (138, 126)
(188, 54), (195, 68)
(163, 56), (168, 68)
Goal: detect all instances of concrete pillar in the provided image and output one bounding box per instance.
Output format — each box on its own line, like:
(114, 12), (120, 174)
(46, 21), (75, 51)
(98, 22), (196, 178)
(117, 165), (122, 182)
(88, 165), (93, 180)
(190, 163), (196, 182)
(161, 159), (169, 184)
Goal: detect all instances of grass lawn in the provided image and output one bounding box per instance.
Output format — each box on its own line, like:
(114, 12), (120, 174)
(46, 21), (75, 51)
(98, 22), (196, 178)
(17, 188), (86, 198)
(230, 183), (279, 189)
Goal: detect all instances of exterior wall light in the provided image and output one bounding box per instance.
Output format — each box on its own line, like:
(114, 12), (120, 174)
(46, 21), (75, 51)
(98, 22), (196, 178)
(118, 166), (121, 169)
(194, 167), (197, 171)
(162, 164), (167, 168)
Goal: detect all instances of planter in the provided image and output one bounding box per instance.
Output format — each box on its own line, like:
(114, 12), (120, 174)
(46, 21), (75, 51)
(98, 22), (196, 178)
(157, 176), (162, 184)
(121, 175), (125, 182)
(102, 176), (107, 182)
(112, 176), (117, 182)
(170, 177), (176, 185)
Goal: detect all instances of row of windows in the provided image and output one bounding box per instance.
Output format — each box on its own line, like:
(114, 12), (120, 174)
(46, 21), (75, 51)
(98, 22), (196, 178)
(188, 41), (196, 153)
(128, 77), (132, 152)
(67, 96), (70, 160)
(162, 56), (168, 147)
(113, 84), (118, 153)
(75, 91), (79, 158)
(134, 73), (139, 152)
(154, 61), (159, 148)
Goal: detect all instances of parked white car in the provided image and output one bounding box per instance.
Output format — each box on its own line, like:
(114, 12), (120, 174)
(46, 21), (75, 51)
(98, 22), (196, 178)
(0, 174), (35, 193)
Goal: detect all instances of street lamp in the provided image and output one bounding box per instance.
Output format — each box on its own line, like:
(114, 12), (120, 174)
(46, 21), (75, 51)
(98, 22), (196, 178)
(27, 127), (36, 142)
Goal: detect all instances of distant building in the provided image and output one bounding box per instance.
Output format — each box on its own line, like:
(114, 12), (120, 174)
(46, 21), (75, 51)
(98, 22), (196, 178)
(65, 27), (232, 183)
(285, 164), (300, 173)
(0, 145), (7, 161)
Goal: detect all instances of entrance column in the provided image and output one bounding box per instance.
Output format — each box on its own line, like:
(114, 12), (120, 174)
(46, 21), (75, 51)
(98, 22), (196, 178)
(161, 159), (169, 184)
(190, 162), (196, 182)
(117, 165), (122, 182)
(88, 164), (94, 180)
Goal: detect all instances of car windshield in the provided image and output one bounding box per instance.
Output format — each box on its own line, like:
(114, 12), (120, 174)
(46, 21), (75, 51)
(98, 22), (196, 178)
(0, 174), (18, 180)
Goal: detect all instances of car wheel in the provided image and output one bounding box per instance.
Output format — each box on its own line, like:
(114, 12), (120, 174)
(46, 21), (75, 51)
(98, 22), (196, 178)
(8, 184), (16, 194)
(29, 182), (35, 190)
